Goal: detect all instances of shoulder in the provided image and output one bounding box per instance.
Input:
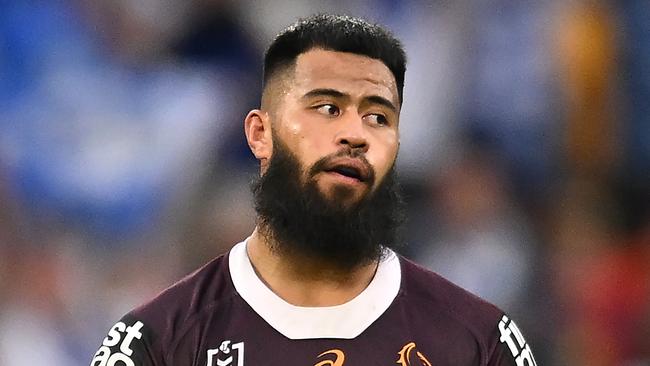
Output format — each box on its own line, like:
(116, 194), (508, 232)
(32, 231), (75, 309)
(397, 256), (537, 365)
(130, 252), (235, 332)
(398, 256), (503, 347)
(90, 251), (236, 366)
(399, 256), (504, 327)
(126, 252), (236, 355)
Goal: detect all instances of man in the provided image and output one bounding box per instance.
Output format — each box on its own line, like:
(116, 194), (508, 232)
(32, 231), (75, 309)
(91, 14), (536, 366)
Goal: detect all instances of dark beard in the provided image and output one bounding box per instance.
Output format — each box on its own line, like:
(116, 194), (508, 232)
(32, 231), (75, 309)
(252, 137), (406, 271)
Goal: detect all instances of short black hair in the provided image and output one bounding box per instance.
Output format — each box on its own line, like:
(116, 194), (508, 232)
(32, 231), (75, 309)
(263, 14), (407, 104)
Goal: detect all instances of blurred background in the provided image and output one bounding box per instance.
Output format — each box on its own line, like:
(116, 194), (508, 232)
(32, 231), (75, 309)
(0, 0), (648, 365)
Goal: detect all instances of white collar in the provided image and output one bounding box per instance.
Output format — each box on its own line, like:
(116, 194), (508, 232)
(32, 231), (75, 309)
(228, 239), (401, 339)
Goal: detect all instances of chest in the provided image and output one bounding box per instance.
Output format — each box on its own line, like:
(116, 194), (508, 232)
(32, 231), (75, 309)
(168, 302), (482, 366)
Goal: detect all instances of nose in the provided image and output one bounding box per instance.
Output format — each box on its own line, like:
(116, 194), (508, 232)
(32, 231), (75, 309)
(335, 115), (369, 153)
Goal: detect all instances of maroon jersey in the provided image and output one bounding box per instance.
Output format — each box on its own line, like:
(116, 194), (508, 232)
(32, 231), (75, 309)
(90, 241), (537, 366)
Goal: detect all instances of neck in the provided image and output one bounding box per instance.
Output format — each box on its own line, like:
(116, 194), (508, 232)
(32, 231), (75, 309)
(246, 227), (379, 307)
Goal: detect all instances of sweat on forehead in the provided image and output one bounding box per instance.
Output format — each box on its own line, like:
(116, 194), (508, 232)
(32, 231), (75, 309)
(262, 14), (407, 104)
(261, 49), (399, 114)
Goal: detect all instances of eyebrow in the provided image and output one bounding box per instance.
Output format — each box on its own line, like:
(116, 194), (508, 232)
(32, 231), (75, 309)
(365, 95), (398, 113)
(302, 88), (398, 113)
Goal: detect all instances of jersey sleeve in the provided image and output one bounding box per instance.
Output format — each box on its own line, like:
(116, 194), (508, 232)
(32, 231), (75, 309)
(486, 314), (538, 366)
(90, 314), (163, 366)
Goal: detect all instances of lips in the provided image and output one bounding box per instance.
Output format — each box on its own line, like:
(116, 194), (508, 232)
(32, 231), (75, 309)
(322, 158), (371, 183)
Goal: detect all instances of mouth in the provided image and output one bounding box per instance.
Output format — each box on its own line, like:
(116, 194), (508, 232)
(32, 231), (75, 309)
(321, 159), (372, 184)
(310, 154), (374, 187)
(326, 166), (364, 181)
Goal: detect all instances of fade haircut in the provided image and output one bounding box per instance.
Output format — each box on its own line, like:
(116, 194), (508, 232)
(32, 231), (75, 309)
(263, 14), (407, 104)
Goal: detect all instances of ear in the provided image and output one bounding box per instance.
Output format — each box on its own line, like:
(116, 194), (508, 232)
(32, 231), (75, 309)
(244, 109), (273, 163)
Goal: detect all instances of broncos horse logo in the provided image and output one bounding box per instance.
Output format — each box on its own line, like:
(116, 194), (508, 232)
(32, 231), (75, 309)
(397, 342), (432, 366)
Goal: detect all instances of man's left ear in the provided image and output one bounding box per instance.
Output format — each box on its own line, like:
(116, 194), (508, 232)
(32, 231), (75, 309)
(244, 109), (272, 162)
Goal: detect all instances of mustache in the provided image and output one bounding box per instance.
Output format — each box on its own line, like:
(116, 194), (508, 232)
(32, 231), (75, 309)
(308, 149), (376, 186)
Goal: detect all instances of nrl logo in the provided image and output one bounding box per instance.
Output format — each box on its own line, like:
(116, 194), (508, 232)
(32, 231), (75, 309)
(206, 340), (244, 366)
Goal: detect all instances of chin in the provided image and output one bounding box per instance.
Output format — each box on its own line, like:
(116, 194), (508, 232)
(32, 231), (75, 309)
(322, 184), (367, 207)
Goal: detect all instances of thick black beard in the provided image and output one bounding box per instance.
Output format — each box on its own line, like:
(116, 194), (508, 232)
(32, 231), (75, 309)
(252, 137), (406, 271)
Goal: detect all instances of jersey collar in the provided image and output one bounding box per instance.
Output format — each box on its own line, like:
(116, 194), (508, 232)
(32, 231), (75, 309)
(228, 239), (401, 339)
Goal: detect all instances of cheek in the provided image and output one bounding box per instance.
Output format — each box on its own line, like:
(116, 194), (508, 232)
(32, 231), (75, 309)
(370, 133), (399, 175)
(279, 113), (331, 161)
(274, 122), (324, 175)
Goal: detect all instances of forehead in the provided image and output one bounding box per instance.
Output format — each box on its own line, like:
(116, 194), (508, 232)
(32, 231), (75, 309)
(290, 49), (399, 105)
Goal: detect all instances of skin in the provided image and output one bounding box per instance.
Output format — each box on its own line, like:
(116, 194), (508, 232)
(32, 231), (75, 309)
(243, 48), (401, 306)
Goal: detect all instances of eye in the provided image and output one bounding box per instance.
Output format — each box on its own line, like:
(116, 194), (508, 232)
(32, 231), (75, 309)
(364, 113), (389, 126)
(314, 104), (340, 117)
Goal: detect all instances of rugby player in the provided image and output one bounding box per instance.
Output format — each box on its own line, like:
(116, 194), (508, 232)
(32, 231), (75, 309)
(90, 14), (536, 366)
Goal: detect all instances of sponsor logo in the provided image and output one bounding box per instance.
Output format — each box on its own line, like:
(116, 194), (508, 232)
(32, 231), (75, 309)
(91, 320), (144, 366)
(314, 349), (345, 366)
(498, 315), (537, 366)
(396, 342), (432, 366)
(206, 340), (244, 366)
